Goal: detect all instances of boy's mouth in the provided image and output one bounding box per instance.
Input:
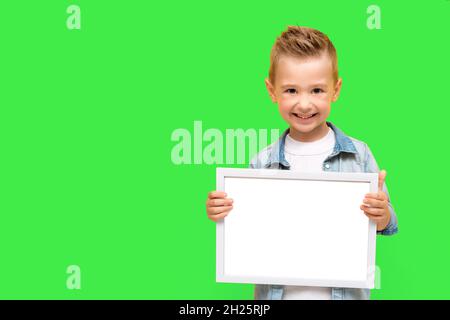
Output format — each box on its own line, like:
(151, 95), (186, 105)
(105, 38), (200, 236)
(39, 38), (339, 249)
(292, 112), (318, 120)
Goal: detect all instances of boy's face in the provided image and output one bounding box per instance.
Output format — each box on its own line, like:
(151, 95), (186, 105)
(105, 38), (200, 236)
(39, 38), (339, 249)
(265, 53), (342, 142)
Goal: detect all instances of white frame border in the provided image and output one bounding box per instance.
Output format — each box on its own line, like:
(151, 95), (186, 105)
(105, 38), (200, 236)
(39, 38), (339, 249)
(216, 167), (378, 289)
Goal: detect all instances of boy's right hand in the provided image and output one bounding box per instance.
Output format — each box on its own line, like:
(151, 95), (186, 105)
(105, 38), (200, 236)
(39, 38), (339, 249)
(206, 191), (233, 222)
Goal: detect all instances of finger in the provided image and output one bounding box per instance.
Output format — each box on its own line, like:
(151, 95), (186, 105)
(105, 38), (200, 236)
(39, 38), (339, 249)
(365, 192), (385, 201)
(208, 191), (227, 199)
(362, 211), (386, 221)
(208, 209), (232, 221)
(360, 205), (384, 216)
(378, 169), (387, 191)
(362, 197), (384, 208)
(362, 211), (386, 222)
(208, 205), (233, 215)
(207, 198), (234, 207)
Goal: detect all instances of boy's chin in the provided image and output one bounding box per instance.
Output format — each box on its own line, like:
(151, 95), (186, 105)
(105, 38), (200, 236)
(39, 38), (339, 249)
(288, 120), (328, 138)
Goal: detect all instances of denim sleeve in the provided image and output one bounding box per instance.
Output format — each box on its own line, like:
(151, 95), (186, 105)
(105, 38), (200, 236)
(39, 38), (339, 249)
(363, 144), (399, 236)
(249, 153), (262, 169)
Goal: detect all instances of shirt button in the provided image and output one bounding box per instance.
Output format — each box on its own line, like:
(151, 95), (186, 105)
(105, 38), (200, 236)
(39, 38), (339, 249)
(324, 163), (330, 169)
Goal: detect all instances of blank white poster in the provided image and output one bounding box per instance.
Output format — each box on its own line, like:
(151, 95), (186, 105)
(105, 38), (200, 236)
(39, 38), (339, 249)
(216, 168), (377, 289)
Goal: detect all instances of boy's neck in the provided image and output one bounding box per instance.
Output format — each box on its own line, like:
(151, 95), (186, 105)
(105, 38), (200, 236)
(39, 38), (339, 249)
(288, 122), (330, 142)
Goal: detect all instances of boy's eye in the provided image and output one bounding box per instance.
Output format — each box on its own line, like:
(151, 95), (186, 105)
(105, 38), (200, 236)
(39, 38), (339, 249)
(312, 88), (324, 94)
(285, 88), (297, 94)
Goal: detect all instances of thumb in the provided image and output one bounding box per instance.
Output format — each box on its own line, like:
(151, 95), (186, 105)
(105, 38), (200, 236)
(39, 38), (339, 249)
(378, 169), (387, 191)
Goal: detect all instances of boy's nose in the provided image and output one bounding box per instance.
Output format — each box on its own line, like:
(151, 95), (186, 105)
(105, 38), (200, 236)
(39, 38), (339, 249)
(293, 97), (313, 110)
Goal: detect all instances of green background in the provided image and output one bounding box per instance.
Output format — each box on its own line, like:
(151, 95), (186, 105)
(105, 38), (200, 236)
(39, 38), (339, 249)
(0, 0), (448, 299)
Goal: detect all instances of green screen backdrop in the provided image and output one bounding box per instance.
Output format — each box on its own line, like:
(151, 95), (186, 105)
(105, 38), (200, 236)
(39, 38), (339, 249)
(0, 0), (449, 299)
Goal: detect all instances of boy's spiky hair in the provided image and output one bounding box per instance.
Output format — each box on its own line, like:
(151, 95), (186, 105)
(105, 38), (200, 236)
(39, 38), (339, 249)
(268, 25), (338, 86)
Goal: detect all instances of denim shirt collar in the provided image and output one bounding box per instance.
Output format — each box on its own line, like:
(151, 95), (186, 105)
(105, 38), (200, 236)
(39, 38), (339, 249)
(264, 121), (358, 169)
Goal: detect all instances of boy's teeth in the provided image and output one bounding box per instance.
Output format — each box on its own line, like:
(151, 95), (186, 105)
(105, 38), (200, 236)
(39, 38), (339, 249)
(296, 113), (315, 119)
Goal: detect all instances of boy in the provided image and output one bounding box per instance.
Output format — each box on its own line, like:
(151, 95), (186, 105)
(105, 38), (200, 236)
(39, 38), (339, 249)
(205, 26), (398, 300)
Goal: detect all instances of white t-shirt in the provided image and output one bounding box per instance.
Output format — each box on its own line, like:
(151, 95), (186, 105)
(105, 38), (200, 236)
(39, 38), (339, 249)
(282, 127), (335, 300)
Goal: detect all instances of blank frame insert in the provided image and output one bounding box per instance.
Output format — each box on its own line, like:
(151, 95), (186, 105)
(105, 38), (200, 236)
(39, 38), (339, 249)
(216, 168), (378, 289)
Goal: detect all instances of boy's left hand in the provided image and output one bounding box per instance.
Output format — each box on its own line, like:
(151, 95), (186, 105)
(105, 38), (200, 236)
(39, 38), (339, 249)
(360, 170), (391, 231)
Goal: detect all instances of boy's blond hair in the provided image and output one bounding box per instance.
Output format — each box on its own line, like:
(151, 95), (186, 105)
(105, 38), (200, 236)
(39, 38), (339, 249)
(268, 26), (338, 86)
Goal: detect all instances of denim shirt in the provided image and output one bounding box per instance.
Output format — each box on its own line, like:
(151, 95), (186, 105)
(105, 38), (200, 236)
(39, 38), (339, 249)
(249, 121), (398, 300)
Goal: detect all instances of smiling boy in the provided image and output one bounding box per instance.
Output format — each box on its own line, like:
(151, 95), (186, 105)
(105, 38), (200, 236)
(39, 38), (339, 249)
(205, 26), (398, 300)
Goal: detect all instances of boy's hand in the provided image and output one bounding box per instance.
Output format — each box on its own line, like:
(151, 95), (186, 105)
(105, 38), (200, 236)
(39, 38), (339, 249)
(360, 170), (391, 231)
(206, 191), (234, 222)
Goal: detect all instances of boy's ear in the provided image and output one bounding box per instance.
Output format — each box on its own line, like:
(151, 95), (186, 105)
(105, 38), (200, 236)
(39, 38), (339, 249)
(265, 78), (277, 103)
(332, 78), (343, 102)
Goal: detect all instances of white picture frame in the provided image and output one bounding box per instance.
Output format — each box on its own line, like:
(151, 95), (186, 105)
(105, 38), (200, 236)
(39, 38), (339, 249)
(216, 167), (378, 289)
